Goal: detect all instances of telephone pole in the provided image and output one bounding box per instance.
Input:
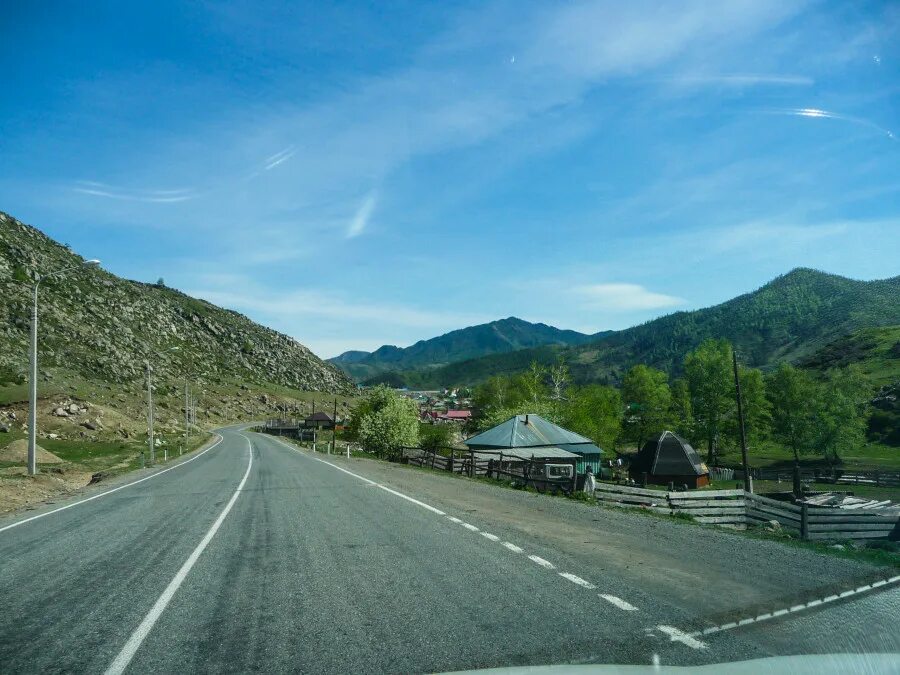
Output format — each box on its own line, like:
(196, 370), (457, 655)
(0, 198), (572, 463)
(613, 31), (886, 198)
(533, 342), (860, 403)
(732, 350), (751, 493)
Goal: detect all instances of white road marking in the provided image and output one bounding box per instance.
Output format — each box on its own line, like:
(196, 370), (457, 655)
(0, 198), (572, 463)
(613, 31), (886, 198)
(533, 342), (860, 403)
(559, 572), (596, 589)
(270, 436), (448, 515)
(502, 542), (524, 553)
(683, 575), (900, 641)
(446, 516), (463, 524)
(0, 434), (224, 535)
(480, 532), (500, 541)
(104, 435), (253, 675)
(657, 625), (707, 650)
(461, 522), (479, 531)
(528, 555), (556, 570)
(599, 594), (638, 611)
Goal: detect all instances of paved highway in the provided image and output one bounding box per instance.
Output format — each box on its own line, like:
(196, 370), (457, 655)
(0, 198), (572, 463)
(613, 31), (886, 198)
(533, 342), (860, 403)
(0, 426), (897, 673)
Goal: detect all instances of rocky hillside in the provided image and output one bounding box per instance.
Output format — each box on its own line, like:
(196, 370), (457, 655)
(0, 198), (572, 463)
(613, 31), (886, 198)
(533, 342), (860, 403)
(0, 210), (352, 393)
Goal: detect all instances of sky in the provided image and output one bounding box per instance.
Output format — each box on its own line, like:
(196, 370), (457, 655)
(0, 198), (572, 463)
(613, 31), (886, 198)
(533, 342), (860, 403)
(1, 1), (898, 358)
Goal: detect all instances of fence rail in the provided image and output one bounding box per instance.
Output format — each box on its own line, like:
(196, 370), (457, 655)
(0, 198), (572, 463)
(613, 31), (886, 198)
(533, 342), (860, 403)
(714, 466), (900, 487)
(594, 483), (899, 540)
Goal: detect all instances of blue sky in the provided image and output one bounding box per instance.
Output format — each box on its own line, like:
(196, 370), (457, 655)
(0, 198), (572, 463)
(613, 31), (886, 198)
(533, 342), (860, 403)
(2, 1), (898, 358)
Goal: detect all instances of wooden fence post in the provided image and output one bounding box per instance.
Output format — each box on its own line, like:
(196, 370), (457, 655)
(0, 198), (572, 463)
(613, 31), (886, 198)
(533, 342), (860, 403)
(449, 448), (454, 473)
(800, 503), (809, 540)
(469, 451), (475, 478)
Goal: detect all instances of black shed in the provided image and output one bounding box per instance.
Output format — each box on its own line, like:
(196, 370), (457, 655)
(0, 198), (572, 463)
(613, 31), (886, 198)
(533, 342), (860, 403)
(630, 430), (710, 488)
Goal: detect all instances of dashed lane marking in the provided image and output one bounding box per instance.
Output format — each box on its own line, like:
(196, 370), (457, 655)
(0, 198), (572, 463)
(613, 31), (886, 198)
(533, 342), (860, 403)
(559, 573), (596, 589)
(502, 542), (524, 553)
(600, 594), (638, 611)
(657, 625), (707, 650)
(461, 522), (479, 532)
(480, 532), (500, 541)
(528, 555), (556, 570)
(0, 434), (224, 535)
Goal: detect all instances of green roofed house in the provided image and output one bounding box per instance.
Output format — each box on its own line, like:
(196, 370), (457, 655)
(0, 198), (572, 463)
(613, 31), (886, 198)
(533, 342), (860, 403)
(464, 414), (603, 474)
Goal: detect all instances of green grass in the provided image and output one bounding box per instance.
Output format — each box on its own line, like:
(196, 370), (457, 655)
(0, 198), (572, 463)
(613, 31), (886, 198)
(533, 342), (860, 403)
(715, 439), (900, 471)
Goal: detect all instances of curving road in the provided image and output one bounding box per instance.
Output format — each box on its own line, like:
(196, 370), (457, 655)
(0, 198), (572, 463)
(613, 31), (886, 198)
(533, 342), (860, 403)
(0, 426), (897, 673)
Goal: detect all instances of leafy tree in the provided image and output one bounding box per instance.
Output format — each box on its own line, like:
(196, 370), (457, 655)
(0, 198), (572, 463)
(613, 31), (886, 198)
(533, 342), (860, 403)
(766, 363), (817, 463)
(560, 385), (622, 451)
(473, 400), (561, 432)
(517, 361), (549, 405)
(419, 422), (453, 452)
(813, 365), (870, 466)
(684, 339), (734, 464)
(548, 358), (570, 401)
(156, 277), (166, 287)
(621, 365), (671, 450)
(472, 375), (510, 414)
(353, 385), (419, 459)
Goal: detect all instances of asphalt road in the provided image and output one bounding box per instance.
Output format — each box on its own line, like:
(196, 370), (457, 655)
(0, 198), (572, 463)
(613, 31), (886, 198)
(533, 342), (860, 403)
(0, 426), (897, 673)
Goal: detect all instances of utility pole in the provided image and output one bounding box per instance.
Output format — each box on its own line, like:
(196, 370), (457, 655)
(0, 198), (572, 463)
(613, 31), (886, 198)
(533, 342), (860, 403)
(184, 380), (189, 455)
(732, 350), (751, 493)
(333, 398), (338, 454)
(146, 360), (155, 465)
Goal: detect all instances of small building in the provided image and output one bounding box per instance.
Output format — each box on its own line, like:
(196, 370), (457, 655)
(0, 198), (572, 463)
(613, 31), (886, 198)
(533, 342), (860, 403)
(630, 430), (710, 488)
(304, 411), (336, 430)
(464, 414), (603, 474)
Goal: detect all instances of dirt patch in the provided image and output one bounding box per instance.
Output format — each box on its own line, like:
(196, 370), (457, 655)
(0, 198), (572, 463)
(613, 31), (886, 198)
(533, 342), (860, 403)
(0, 439), (63, 463)
(0, 465), (93, 514)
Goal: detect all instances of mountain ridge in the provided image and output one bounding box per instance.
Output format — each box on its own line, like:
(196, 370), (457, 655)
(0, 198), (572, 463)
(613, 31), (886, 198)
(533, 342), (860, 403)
(331, 316), (606, 381)
(365, 268), (900, 388)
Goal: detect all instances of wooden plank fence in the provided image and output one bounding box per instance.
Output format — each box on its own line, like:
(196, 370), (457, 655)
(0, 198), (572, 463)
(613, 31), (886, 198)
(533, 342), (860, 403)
(728, 466), (900, 488)
(595, 484), (900, 541)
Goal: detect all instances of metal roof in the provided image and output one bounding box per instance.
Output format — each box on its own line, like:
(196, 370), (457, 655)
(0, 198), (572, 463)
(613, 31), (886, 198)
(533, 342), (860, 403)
(472, 446), (580, 461)
(464, 414), (599, 451)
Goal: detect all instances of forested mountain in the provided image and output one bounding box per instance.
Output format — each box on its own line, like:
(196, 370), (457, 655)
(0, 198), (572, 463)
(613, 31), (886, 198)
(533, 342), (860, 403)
(331, 317), (602, 381)
(375, 269), (900, 388)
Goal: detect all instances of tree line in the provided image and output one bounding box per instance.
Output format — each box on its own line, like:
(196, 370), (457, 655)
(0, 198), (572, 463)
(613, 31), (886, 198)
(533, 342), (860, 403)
(470, 338), (871, 467)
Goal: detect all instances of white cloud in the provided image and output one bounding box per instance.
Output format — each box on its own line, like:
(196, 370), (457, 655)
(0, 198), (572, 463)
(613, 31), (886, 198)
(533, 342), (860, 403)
(346, 191), (377, 239)
(574, 283), (685, 311)
(72, 181), (199, 203)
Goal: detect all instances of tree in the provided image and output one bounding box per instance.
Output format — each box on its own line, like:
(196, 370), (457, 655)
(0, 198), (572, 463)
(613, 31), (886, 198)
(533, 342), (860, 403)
(560, 385), (622, 451)
(353, 386), (419, 459)
(621, 365), (671, 450)
(517, 361), (549, 405)
(684, 339), (733, 464)
(813, 365), (870, 466)
(419, 422), (453, 452)
(766, 363), (816, 463)
(548, 358), (570, 401)
(156, 277), (166, 287)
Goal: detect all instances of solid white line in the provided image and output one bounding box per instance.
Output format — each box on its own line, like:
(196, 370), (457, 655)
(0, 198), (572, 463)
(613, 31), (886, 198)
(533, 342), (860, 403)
(446, 516), (463, 524)
(0, 434), (224, 535)
(104, 435), (253, 675)
(461, 522), (479, 532)
(502, 542), (524, 553)
(559, 572), (596, 589)
(528, 555), (556, 570)
(657, 625), (707, 650)
(480, 532), (500, 541)
(599, 594), (638, 611)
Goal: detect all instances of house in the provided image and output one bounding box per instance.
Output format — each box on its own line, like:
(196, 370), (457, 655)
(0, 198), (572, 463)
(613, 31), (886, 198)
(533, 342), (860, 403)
(304, 411), (336, 430)
(629, 430), (710, 488)
(464, 414), (603, 474)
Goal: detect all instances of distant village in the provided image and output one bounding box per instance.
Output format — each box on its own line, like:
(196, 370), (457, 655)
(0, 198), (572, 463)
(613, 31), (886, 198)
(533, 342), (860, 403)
(398, 388), (473, 424)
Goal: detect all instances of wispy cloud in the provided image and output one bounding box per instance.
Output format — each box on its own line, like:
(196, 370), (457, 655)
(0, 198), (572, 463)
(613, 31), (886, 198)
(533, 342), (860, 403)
(263, 146), (296, 170)
(71, 181), (199, 203)
(764, 108), (896, 141)
(665, 74), (814, 87)
(347, 191), (377, 239)
(574, 283), (685, 311)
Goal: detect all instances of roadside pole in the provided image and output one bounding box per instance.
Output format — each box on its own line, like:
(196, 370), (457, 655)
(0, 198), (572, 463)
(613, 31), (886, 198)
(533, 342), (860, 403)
(732, 350), (751, 493)
(332, 398), (338, 455)
(183, 380), (189, 456)
(146, 361), (155, 466)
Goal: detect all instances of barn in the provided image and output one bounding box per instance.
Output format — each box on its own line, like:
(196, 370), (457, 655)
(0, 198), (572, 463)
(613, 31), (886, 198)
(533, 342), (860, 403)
(464, 414), (603, 475)
(630, 430), (710, 488)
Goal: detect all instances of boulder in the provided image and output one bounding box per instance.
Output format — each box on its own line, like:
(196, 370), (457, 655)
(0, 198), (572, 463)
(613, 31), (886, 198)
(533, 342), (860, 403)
(67, 403), (80, 414)
(53, 407), (69, 417)
(81, 421), (97, 431)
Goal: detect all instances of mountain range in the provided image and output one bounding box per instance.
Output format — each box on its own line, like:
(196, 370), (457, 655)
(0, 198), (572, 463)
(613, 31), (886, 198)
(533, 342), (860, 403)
(342, 268), (900, 389)
(330, 317), (605, 382)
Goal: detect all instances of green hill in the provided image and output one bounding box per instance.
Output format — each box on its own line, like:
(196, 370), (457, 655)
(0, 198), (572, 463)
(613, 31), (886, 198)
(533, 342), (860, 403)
(332, 317), (602, 382)
(381, 269), (900, 388)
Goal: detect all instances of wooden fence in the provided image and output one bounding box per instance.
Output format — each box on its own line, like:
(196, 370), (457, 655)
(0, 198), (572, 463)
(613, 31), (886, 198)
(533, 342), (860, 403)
(724, 466), (900, 488)
(594, 483), (900, 541)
